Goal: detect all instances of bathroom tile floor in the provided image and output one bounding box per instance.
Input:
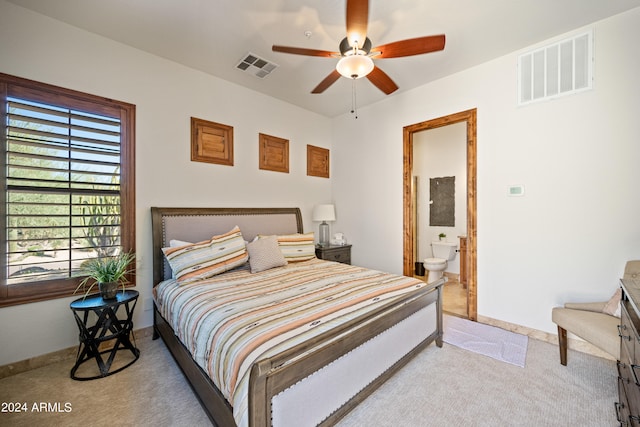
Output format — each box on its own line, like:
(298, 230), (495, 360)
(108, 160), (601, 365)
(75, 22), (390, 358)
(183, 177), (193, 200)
(414, 273), (468, 318)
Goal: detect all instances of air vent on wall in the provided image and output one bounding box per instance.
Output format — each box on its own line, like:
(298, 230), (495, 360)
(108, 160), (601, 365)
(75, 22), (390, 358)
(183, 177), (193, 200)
(236, 52), (278, 79)
(518, 30), (593, 106)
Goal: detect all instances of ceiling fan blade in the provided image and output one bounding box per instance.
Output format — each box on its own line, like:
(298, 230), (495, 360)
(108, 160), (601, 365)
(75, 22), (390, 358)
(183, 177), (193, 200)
(272, 45), (337, 57)
(366, 66), (398, 95)
(312, 70), (342, 94)
(372, 35), (446, 58)
(346, 0), (369, 48)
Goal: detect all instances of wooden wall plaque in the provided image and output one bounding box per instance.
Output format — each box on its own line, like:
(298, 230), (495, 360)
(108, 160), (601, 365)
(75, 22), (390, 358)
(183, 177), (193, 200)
(307, 144), (329, 178)
(259, 133), (289, 173)
(191, 117), (234, 166)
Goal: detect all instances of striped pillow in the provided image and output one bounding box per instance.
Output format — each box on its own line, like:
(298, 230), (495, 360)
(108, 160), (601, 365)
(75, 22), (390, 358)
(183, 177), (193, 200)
(162, 226), (248, 283)
(274, 232), (316, 262)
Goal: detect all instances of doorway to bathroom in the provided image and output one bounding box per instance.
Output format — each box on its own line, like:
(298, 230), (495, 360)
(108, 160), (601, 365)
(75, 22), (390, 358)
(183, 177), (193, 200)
(402, 109), (477, 320)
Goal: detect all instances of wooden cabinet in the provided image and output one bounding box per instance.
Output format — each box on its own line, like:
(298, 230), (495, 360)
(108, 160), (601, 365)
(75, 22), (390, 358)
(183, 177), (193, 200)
(618, 278), (640, 426)
(459, 237), (467, 288)
(315, 245), (351, 265)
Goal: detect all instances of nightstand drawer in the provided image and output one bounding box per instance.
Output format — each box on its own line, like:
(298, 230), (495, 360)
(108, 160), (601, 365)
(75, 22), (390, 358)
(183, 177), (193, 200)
(323, 251), (350, 264)
(315, 245), (351, 265)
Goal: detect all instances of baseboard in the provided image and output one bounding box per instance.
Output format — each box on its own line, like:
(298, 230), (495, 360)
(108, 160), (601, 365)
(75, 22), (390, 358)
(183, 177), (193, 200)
(443, 272), (460, 281)
(0, 326), (155, 379)
(477, 315), (615, 361)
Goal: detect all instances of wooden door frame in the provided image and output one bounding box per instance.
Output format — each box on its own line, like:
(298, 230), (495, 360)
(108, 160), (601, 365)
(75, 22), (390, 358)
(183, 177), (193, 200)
(403, 109), (477, 320)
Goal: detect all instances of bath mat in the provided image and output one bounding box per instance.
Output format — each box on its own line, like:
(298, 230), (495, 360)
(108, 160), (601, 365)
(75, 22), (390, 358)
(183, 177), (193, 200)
(443, 315), (528, 367)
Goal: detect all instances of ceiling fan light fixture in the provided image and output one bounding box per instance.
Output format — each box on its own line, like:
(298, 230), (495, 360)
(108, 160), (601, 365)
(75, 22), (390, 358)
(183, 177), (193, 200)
(336, 54), (374, 79)
(340, 37), (372, 56)
(272, 1), (445, 94)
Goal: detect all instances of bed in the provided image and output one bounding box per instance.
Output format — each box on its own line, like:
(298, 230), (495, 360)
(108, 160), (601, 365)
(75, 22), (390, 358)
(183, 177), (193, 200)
(151, 207), (443, 427)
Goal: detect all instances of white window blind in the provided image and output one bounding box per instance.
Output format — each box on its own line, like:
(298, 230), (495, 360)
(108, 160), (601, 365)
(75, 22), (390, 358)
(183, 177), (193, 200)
(6, 97), (123, 284)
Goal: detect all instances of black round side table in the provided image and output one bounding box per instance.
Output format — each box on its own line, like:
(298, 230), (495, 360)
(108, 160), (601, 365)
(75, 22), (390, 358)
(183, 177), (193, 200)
(69, 290), (140, 380)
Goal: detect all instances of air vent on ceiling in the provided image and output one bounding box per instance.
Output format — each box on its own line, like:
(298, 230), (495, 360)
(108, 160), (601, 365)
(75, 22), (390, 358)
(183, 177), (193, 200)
(518, 30), (593, 106)
(236, 52), (278, 79)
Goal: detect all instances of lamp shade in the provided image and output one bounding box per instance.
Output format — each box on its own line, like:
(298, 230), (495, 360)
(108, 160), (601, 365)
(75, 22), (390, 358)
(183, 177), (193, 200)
(336, 55), (374, 79)
(312, 204), (336, 222)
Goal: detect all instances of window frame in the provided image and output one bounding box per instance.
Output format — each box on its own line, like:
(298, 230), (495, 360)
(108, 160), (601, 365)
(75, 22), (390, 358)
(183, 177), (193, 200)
(0, 73), (136, 307)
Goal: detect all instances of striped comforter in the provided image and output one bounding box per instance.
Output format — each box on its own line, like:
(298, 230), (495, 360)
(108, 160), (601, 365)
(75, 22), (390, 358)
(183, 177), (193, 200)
(154, 258), (426, 427)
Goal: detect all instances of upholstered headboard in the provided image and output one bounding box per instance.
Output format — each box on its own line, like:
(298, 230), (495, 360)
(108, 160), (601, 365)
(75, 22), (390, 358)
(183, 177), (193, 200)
(151, 207), (303, 285)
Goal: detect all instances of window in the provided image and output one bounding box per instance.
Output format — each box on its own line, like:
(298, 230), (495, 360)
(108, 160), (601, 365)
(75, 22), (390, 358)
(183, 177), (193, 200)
(1, 73), (135, 307)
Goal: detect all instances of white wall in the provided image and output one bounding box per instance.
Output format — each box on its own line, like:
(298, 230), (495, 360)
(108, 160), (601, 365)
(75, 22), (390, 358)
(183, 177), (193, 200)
(332, 8), (640, 333)
(0, 1), (331, 365)
(414, 122), (467, 274)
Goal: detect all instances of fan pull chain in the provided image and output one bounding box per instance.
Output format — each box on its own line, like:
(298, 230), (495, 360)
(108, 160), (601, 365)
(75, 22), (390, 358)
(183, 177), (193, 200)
(351, 79), (358, 119)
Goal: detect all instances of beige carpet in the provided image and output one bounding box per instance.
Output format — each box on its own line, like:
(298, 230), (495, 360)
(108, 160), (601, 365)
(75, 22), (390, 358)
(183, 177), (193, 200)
(0, 333), (617, 426)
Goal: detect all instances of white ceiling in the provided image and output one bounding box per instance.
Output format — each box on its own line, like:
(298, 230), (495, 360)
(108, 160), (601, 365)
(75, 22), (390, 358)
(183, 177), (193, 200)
(8, 0), (640, 117)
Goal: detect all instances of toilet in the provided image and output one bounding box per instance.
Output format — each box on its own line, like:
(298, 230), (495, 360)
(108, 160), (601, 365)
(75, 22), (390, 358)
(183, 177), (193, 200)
(423, 241), (458, 284)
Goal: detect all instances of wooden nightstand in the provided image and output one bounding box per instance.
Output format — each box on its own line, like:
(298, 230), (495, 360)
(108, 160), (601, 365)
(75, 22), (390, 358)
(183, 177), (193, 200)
(315, 244), (351, 265)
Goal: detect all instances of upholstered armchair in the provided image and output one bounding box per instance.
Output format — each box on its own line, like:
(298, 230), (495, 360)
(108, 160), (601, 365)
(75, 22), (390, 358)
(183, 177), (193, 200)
(551, 260), (640, 365)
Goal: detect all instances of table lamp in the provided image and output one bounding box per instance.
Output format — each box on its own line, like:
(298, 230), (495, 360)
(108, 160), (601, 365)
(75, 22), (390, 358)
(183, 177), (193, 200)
(312, 204), (335, 247)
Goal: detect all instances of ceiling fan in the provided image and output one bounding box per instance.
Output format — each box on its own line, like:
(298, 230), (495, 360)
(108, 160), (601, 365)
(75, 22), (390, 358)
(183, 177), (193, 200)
(272, 0), (445, 95)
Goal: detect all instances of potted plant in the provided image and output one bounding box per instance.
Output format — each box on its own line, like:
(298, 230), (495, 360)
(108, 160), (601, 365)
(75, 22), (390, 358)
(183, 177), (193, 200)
(438, 233), (446, 241)
(75, 251), (136, 300)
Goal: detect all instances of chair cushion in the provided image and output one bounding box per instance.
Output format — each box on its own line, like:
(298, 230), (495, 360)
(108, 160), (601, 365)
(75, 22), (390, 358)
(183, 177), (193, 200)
(552, 307), (620, 360)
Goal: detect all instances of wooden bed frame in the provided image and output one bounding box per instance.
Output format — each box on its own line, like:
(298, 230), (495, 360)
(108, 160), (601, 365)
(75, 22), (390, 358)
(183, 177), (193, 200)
(151, 207), (443, 427)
